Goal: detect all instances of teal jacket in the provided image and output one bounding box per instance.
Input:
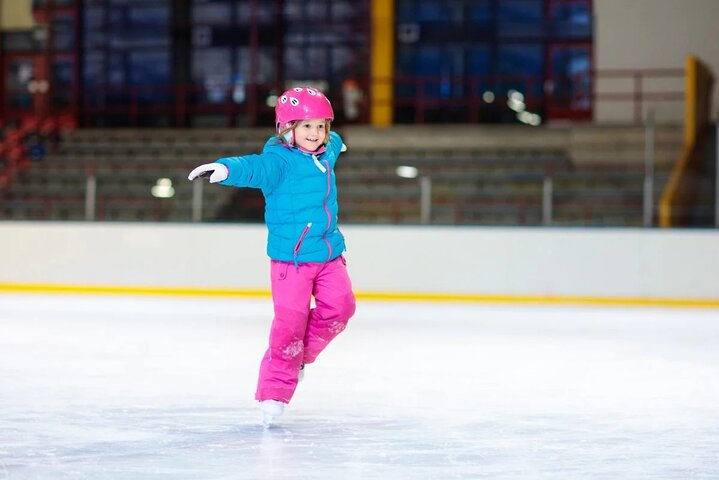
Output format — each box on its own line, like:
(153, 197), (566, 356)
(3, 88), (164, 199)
(216, 131), (346, 265)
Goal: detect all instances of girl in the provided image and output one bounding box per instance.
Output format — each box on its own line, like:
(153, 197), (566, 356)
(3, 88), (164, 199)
(188, 87), (356, 425)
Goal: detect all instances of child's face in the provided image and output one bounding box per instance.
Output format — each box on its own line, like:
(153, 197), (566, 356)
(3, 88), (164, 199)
(293, 118), (327, 152)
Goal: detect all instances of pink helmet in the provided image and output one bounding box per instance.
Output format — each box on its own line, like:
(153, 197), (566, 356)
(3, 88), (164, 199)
(275, 87), (334, 132)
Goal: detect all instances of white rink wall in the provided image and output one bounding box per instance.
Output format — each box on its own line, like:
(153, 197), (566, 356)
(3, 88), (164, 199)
(1, 222), (718, 303)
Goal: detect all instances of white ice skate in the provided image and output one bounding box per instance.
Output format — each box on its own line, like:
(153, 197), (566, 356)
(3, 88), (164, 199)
(260, 399), (285, 426)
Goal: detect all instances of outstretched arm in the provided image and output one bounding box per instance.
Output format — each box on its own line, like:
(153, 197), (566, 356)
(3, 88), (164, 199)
(188, 152), (285, 191)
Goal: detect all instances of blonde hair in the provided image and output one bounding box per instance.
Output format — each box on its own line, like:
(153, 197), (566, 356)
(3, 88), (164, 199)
(278, 120), (332, 146)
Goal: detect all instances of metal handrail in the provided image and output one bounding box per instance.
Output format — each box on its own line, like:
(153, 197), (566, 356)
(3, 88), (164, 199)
(2, 68), (685, 127)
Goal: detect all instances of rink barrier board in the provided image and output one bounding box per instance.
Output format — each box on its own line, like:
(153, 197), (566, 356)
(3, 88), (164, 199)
(1, 283), (719, 309)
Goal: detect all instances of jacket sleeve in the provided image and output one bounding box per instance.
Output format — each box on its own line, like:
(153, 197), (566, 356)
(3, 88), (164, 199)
(327, 131), (345, 159)
(214, 152), (285, 191)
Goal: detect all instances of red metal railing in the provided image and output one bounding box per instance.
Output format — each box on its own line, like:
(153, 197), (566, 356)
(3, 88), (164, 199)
(0, 114), (76, 189)
(1, 68), (685, 128)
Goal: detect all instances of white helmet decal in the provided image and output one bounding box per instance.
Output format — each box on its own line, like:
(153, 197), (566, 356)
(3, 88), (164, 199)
(275, 86), (334, 130)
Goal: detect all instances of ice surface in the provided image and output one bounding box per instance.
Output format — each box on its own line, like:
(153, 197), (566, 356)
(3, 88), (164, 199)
(1, 294), (718, 479)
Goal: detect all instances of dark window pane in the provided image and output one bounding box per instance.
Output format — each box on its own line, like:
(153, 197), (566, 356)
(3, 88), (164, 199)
(83, 52), (104, 86)
(52, 15), (75, 51)
(192, 48), (231, 103)
(193, 2), (232, 25)
(108, 53), (125, 85)
(398, 0), (454, 23)
(84, 7), (104, 36)
(468, 45), (491, 74)
(498, 0), (544, 38)
(416, 47), (441, 75)
(235, 1), (277, 24)
(51, 60), (74, 108)
(498, 43), (543, 96)
(129, 6), (169, 29)
(330, 1), (357, 22)
(52, 59), (73, 86)
(469, 1), (492, 25)
(6, 59), (34, 108)
(498, 0), (543, 21)
(330, 46), (353, 79)
(551, 45), (591, 109)
(284, 0), (329, 22)
(129, 51), (169, 85)
(498, 44), (542, 75)
(3, 32), (35, 52)
(551, 1), (592, 38)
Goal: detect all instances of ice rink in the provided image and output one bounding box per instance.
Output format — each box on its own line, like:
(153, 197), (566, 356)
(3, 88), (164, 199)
(1, 293), (718, 479)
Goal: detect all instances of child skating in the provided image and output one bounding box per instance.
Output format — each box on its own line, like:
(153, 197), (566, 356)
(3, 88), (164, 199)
(188, 87), (356, 425)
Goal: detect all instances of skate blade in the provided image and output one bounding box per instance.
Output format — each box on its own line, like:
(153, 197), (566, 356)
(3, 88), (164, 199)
(262, 414), (278, 428)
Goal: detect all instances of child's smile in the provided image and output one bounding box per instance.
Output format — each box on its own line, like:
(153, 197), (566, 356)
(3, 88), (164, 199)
(294, 119), (327, 152)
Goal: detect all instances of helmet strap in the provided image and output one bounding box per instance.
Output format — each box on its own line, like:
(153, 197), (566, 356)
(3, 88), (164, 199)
(277, 122), (295, 145)
(296, 144), (326, 155)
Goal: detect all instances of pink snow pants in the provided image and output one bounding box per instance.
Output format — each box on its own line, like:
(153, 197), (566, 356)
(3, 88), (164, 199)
(255, 255), (356, 403)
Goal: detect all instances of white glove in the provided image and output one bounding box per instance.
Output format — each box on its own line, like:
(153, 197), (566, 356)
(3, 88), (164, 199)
(188, 163), (229, 183)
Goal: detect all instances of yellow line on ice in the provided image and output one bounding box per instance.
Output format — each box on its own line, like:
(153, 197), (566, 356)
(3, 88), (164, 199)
(1, 283), (718, 309)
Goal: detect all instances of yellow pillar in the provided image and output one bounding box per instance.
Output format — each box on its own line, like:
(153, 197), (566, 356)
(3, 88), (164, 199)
(683, 56), (698, 147)
(1, 0), (35, 30)
(370, 0), (394, 126)
(658, 55), (714, 227)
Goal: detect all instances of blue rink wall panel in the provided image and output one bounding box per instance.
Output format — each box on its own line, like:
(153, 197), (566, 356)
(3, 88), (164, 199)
(0, 222), (718, 307)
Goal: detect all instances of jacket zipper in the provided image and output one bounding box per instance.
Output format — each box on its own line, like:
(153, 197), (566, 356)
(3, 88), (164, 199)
(313, 155), (327, 173)
(293, 222), (312, 268)
(320, 157), (333, 261)
(309, 154), (333, 262)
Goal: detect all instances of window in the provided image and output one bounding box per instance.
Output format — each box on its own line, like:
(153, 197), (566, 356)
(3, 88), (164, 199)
(498, 43), (543, 97)
(551, 1), (592, 38)
(192, 2), (232, 25)
(498, 0), (544, 38)
(394, 0), (592, 123)
(51, 15), (75, 51)
(82, 0), (171, 105)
